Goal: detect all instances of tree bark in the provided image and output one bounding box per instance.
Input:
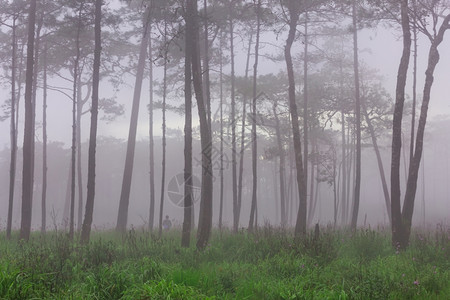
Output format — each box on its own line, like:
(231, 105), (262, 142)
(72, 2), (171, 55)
(20, 0), (37, 241)
(402, 14), (450, 246)
(285, 0), (307, 237)
(41, 42), (48, 234)
(303, 12), (309, 214)
(235, 32), (253, 233)
(81, 0), (102, 244)
(409, 0), (418, 168)
(219, 33), (224, 231)
(187, 0), (213, 250)
(76, 79), (86, 232)
(182, 15), (193, 248)
(229, 2), (238, 233)
(273, 99), (286, 227)
(158, 16), (167, 238)
(70, 5), (83, 240)
(248, 0), (262, 232)
(340, 111), (347, 225)
(391, 0), (411, 250)
(350, 0), (362, 231)
(362, 100), (391, 223)
(116, 9), (151, 232)
(148, 28), (155, 232)
(7, 16), (18, 239)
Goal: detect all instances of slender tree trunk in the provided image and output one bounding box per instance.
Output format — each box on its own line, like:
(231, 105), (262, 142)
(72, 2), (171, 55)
(41, 42), (48, 234)
(410, 0), (418, 168)
(148, 28), (155, 232)
(273, 99), (286, 227)
(229, 4), (238, 233)
(402, 14), (450, 246)
(303, 12), (308, 211)
(15, 44), (24, 145)
(274, 159), (279, 224)
(30, 16), (42, 226)
(116, 9), (151, 232)
(248, 0), (262, 232)
(158, 17), (167, 237)
(197, 0), (213, 237)
(235, 32), (253, 232)
(203, 0), (211, 127)
(333, 150), (338, 226)
(80, 0), (102, 244)
(76, 80), (83, 232)
(307, 143), (316, 226)
(350, 0), (362, 230)
(285, 1), (307, 237)
(391, 0), (411, 250)
(63, 162), (72, 227)
(182, 18), (193, 248)
(70, 7), (83, 239)
(362, 100), (391, 223)
(7, 16), (17, 239)
(219, 34), (224, 230)
(187, 0), (213, 250)
(20, 0), (37, 241)
(340, 111), (347, 225)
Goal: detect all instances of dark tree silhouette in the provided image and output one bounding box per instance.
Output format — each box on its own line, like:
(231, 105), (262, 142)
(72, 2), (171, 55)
(20, 0), (37, 241)
(81, 0), (102, 244)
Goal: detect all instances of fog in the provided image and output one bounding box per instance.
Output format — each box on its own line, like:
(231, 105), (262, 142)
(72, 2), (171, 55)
(1, 0), (450, 232)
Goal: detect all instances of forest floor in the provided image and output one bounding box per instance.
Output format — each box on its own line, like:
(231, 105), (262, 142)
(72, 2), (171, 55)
(0, 225), (449, 299)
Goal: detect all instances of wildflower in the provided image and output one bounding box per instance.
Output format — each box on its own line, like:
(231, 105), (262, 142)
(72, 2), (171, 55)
(413, 280), (419, 286)
(402, 274), (405, 277)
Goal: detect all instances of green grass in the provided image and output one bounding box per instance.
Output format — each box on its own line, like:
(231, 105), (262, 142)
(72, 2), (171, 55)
(0, 226), (449, 299)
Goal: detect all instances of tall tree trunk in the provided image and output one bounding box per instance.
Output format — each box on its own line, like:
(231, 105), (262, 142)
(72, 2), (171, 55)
(80, 0), (102, 244)
(410, 0), (418, 168)
(7, 16), (18, 239)
(116, 9), (151, 232)
(187, 0), (213, 250)
(285, 0), (307, 237)
(20, 0), (37, 241)
(391, 0), (411, 250)
(307, 143), (316, 226)
(402, 14), (450, 247)
(76, 80), (83, 232)
(41, 42), (48, 234)
(197, 0), (213, 237)
(340, 111), (347, 225)
(362, 100), (391, 223)
(333, 149), (338, 226)
(148, 29), (155, 232)
(70, 7), (83, 240)
(273, 99), (286, 226)
(15, 44), (24, 145)
(203, 0), (211, 126)
(219, 33), (224, 230)
(229, 3), (238, 233)
(303, 12), (309, 212)
(182, 18), (193, 248)
(158, 17), (167, 237)
(248, 0), (262, 232)
(235, 32), (253, 232)
(350, 0), (362, 231)
(30, 15), (42, 226)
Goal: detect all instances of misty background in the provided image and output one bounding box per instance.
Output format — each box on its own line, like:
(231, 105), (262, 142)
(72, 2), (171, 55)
(1, 0), (450, 231)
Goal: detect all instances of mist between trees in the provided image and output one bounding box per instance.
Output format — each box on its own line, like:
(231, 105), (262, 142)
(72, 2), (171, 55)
(0, 0), (450, 249)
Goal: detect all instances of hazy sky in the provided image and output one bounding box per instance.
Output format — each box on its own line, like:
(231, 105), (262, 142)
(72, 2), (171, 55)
(1, 18), (450, 150)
